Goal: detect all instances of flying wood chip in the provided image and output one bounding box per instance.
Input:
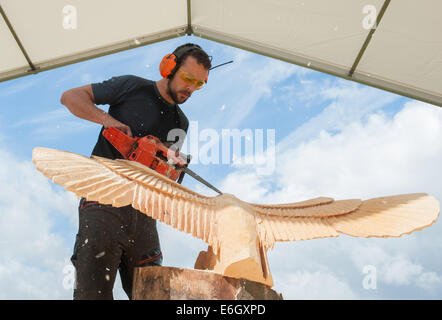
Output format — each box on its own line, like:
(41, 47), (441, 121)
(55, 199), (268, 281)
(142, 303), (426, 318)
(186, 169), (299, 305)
(32, 147), (440, 287)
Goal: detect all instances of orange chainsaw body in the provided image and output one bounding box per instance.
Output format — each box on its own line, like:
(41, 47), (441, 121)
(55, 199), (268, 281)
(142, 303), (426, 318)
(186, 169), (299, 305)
(102, 127), (188, 181)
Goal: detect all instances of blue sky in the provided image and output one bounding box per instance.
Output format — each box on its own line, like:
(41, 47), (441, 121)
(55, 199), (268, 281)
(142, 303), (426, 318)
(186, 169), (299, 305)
(0, 35), (441, 299)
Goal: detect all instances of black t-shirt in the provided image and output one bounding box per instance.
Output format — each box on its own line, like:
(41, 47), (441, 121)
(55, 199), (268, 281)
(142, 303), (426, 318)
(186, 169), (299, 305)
(90, 75), (189, 159)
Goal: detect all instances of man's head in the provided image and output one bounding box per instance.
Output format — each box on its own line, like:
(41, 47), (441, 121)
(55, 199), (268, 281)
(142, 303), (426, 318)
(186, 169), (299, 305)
(162, 43), (212, 104)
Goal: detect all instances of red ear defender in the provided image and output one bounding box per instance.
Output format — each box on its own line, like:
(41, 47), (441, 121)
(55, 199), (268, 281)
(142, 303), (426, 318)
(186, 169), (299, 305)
(159, 53), (177, 78)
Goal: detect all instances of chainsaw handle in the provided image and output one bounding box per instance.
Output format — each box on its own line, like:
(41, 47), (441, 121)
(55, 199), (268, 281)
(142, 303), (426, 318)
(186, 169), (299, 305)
(102, 127), (139, 159)
(152, 139), (189, 167)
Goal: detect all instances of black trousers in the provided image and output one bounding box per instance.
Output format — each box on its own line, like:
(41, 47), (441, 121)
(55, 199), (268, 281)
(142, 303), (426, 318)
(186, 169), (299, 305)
(71, 198), (162, 300)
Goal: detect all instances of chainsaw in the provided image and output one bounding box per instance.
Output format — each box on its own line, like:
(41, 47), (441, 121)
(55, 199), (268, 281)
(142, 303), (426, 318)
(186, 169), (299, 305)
(102, 127), (222, 195)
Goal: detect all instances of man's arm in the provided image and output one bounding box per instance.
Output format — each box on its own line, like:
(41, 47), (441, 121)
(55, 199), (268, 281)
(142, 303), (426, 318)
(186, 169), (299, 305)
(60, 84), (133, 137)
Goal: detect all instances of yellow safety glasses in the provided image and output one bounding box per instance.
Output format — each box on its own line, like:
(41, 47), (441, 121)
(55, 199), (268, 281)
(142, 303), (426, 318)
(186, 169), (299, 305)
(177, 68), (206, 89)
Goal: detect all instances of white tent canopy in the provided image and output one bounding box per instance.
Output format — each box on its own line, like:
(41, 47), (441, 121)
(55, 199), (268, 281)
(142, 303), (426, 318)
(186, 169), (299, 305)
(1, 0), (441, 107)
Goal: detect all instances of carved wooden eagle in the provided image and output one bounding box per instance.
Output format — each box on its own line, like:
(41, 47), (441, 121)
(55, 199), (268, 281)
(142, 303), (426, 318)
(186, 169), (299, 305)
(32, 147), (440, 287)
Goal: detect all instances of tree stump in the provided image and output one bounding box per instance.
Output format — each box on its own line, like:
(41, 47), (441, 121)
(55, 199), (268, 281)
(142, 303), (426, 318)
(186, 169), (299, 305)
(132, 266), (283, 300)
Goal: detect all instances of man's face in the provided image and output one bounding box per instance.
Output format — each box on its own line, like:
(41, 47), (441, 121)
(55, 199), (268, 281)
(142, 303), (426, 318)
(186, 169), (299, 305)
(167, 56), (208, 104)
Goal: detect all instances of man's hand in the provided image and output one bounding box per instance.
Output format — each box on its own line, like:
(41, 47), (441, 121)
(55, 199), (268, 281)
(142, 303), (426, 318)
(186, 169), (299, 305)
(101, 112), (133, 137)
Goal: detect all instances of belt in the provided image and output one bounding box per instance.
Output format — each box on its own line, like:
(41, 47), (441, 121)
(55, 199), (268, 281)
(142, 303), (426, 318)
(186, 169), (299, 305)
(79, 198), (100, 209)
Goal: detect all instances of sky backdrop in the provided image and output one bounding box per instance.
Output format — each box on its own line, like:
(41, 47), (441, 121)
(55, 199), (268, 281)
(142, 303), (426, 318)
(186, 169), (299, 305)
(0, 35), (441, 300)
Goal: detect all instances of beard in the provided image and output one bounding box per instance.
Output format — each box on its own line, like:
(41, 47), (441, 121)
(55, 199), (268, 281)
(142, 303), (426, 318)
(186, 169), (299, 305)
(167, 78), (191, 104)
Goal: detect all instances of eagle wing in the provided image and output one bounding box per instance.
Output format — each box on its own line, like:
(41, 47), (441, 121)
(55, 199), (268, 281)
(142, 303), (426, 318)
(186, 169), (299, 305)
(32, 147), (219, 246)
(251, 194), (440, 249)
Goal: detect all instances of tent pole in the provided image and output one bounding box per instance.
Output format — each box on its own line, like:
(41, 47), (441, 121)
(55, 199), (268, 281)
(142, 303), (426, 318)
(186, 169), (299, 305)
(348, 0), (391, 77)
(186, 0), (193, 35)
(0, 4), (37, 72)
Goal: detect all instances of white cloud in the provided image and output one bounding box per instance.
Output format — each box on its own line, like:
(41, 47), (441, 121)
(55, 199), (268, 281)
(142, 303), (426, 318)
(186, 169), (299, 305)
(220, 171), (270, 202)
(346, 240), (442, 292)
(157, 223), (207, 270)
(0, 147), (80, 299)
(348, 243), (415, 285)
(12, 108), (70, 127)
(278, 79), (399, 152)
(416, 272), (442, 291)
(252, 99), (442, 208)
(0, 260), (66, 299)
(382, 256), (423, 286)
(30, 120), (96, 140)
(226, 59), (300, 128)
(10, 106), (98, 141)
(274, 270), (358, 299)
(0, 79), (38, 97)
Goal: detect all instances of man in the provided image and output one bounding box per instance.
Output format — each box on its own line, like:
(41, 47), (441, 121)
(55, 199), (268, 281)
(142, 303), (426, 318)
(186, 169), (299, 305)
(60, 43), (212, 299)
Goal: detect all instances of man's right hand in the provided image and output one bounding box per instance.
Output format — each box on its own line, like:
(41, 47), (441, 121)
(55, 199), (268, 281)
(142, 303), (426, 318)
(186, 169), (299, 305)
(102, 112), (133, 137)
